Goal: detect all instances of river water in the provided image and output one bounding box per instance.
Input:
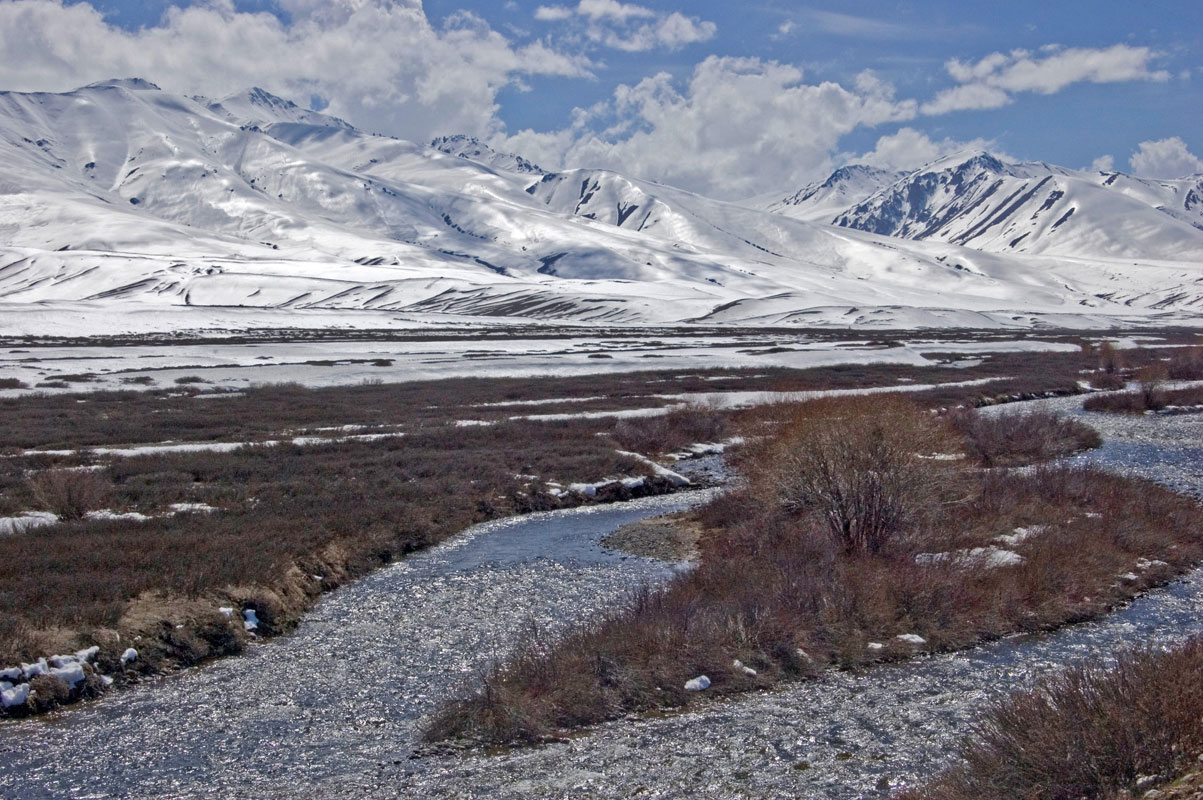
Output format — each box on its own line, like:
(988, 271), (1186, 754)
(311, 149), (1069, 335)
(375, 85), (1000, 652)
(2, 400), (1202, 799)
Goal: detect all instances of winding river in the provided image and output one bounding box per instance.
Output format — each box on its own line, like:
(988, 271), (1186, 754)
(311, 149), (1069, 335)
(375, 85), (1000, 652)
(2, 397), (1202, 799)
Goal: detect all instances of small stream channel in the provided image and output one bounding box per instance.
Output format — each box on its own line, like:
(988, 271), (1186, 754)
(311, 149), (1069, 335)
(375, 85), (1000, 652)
(2, 399), (1202, 799)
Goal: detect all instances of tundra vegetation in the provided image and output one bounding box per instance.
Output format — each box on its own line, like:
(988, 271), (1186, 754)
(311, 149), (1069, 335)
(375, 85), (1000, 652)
(0, 333), (1197, 716)
(424, 396), (1203, 747)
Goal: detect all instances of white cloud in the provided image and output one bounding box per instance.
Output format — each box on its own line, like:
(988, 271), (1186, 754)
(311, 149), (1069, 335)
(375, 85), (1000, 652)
(1090, 154), (1115, 172)
(495, 57), (916, 199)
(534, 1), (714, 52)
(576, 0), (655, 22)
(920, 83), (1011, 115)
(853, 128), (996, 172)
(0, 0), (591, 141)
(534, 5), (573, 21)
(1129, 137), (1203, 178)
(924, 43), (1170, 115)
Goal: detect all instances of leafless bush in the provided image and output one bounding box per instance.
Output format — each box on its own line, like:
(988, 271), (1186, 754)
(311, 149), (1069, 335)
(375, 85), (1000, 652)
(0, 377), (26, 389)
(612, 401), (727, 455)
(1085, 383), (1203, 414)
(899, 638), (1203, 800)
(949, 408), (1102, 467)
(1138, 364), (1169, 410)
(1098, 340), (1123, 374)
(1168, 345), (1203, 380)
(27, 469), (110, 520)
(768, 401), (947, 553)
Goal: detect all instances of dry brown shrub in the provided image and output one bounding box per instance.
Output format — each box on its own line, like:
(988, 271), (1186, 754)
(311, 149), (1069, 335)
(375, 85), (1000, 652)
(751, 397), (955, 553)
(948, 407), (1102, 467)
(899, 638), (1203, 800)
(1168, 345), (1203, 380)
(27, 468), (110, 520)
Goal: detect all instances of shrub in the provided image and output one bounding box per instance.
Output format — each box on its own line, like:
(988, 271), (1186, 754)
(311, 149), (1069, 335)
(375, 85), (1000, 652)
(759, 398), (951, 553)
(1098, 340), (1123, 374)
(0, 377), (26, 389)
(173, 375), (207, 385)
(27, 469), (110, 520)
(948, 408), (1101, 467)
(612, 401), (727, 455)
(1168, 345), (1203, 380)
(1137, 364), (1169, 410)
(900, 638), (1203, 800)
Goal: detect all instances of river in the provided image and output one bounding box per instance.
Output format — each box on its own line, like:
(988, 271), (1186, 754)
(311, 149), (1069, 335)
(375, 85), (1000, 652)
(2, 398), (1201, 799)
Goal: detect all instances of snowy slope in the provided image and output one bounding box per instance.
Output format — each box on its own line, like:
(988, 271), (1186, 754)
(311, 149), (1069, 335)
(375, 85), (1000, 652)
(771, 152), (1203, 262)
(0, 81), (1200, 331)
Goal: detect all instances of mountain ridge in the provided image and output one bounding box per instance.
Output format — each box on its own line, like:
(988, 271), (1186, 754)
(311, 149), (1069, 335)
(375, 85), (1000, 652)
(0, 80), (1199, 331)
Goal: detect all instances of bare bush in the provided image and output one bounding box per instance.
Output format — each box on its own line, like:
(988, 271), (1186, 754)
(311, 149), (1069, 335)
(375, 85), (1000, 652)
(900, 638), (1203, 800)
(612, 401), (727, 455)
(27, 469), (110, 520)
(770, 403), (945, 553)
(1168, 345), (1203, 380)
(1098, 340), (1123, 374)
(949, 408), (1102, 467)
(1137, 364), (1169, 410)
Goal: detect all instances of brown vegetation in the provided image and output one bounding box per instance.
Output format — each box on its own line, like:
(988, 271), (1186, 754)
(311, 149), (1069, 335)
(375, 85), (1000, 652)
(899, 638), (1203, 800)
(949, 407), (1102, 467)
(424, 398), (1203, 747)
(1085, 384), (1203, 414)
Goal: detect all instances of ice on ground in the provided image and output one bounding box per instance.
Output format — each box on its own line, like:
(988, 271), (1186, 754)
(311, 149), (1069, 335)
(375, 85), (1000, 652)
(48, 662), (85, 688)
(895, 634), (927, 646)
(219, 607), (235, 618)
(867, 642), (885, 651)
(994, 525), (1047, 547)
(0, 512), (58, 535)
(120, 648), (138, 665)
(20, 659), (48, 679)
(85, 510), (153, 522)
(0, 667), (20, 682)
(1, 683), (29, 708)
(732, 659), (757, 676)
(915, 547), (1025, 569)
(243, 609), (259, 631)
(614, 451), (690, 487)
(684, 675), (710, 691)
(168, 503), (218, 514)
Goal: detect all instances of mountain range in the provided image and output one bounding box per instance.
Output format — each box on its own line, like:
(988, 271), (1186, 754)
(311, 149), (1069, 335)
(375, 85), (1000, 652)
(0, 79), (1200, 331)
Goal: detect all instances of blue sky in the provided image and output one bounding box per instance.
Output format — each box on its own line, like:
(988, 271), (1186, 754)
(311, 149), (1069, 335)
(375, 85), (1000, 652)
(3, 0), (1200, 196)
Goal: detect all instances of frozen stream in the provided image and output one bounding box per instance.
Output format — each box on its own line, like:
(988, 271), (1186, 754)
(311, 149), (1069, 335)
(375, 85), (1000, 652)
(3, 400), (1203, 799)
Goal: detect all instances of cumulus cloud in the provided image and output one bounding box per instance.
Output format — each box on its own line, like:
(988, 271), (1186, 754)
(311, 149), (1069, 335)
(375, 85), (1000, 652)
(495, 58), (916, 198)
(0, 0), (590, 141)
(923, 44), (1170, 115)
(1090, 154), (1115, 172)
(533, 0), (715, 52)
(1129, 137), (1203, 178)
(852, 128), (997, 172)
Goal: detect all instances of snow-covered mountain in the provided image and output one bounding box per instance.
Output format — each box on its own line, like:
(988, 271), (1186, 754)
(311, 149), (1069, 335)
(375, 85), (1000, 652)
(0, 81), (1199, 330)
(431, 135), (543, 175)
(766, 165), (904, 223)
(771, 152), (1203, 262)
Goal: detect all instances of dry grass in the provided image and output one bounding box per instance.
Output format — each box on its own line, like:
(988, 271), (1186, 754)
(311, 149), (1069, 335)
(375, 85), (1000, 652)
(424, 398), (1203, 747)
(899, 638), (1203, 800)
